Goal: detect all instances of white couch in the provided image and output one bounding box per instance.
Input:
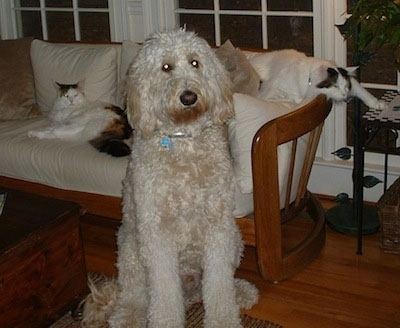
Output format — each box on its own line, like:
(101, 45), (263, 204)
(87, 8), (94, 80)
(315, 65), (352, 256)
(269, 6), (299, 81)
(0, 38), (309, 220)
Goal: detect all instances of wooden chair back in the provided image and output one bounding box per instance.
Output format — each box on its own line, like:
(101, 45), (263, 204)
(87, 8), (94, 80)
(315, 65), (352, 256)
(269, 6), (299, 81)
(236, 95), (332, 281)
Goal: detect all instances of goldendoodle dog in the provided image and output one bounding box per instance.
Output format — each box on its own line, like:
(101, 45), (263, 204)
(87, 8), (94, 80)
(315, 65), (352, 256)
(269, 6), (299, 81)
(81, 28), (258, 328)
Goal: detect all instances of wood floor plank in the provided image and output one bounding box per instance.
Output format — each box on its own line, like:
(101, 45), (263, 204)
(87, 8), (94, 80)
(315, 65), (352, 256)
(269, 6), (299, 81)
(237, 227), (400, 327)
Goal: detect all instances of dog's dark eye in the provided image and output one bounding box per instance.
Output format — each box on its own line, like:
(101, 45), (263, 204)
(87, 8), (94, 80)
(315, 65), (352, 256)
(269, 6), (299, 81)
(162, 63), (173, 72)
(191, 60), (199, 68)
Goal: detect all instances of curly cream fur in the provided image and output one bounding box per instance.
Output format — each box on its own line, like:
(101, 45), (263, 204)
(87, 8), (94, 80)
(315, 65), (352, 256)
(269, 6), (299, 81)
(81, 28), (258, 328)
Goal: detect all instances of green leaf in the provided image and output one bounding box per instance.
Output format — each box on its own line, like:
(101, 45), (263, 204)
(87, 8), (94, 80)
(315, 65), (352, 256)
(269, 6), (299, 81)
(363, 175), (382, 188)
(332, 147), (352, 160)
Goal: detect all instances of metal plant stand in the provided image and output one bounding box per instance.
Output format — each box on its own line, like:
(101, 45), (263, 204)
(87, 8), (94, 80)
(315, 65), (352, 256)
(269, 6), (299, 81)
(325, 98), (379, 255)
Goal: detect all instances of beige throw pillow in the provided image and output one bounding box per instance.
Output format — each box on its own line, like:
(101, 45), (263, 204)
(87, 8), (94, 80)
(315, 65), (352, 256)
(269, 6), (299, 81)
(0, 37), (41, 121)
(215, 40), (260, 96)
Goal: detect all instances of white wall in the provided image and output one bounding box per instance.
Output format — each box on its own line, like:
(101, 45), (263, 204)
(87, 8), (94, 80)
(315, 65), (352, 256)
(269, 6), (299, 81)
(310, 157), (400, 202)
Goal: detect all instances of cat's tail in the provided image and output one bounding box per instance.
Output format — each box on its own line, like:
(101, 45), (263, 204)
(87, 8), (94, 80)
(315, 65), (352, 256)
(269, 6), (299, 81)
(91, 112), (133, 157)
(90, 133), (131, 157)
(80, 274), (118, 328)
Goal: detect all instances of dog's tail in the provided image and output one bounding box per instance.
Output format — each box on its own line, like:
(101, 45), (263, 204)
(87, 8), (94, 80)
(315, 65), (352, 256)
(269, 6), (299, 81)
(80, 274), (119, 328)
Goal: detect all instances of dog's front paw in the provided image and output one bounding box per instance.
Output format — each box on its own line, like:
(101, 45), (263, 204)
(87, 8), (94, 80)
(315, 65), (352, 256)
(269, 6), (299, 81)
(235, 278), (259, 309)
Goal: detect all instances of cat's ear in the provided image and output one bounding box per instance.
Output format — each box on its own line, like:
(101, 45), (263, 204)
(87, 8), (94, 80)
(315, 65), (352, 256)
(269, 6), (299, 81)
(327, 67), (339, 78)
(77, 79), (86, 92)
(344, 66), (359, 77)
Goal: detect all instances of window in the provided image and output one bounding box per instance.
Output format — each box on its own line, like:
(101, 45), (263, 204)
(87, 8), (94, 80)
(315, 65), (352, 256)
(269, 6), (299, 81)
(175, 1), (399, 154)
(12, 0), (111, 42)
(176, 0), (314, 55)
(173, 0), (342, 162)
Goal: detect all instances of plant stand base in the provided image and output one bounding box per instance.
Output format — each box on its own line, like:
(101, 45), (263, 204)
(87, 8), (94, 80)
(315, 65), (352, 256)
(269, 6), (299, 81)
(325, 202), (379, 235)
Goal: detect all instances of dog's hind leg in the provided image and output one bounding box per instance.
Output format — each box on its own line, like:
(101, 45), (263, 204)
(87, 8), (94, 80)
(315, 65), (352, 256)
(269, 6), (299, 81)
(81, 274), (119, 328)
(234, 278), (259, 309)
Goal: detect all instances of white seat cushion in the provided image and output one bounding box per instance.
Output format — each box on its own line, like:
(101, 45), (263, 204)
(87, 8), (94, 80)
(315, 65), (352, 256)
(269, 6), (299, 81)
(0, 118), (128, 197)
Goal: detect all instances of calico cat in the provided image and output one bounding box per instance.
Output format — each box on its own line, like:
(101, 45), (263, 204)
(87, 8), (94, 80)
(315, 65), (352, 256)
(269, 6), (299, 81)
(249, 49), (386, 109)
(28, 81), (132, 157)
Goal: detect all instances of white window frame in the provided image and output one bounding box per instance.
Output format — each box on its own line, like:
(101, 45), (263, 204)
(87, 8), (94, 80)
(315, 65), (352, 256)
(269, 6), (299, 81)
(0, 0), (127, 41)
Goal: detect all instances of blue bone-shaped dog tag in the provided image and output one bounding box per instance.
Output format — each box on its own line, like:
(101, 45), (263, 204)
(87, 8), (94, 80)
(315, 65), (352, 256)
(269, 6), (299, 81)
(161, 137), (174, 150)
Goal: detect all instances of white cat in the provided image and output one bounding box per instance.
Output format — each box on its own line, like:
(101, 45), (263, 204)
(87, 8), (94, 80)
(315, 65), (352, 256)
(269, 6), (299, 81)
(28, 80), (132, 157)
(249, 49), (387, 109)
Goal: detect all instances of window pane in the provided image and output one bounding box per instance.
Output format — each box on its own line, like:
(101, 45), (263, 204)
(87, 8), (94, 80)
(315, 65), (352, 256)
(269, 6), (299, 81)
(47, 11), (75, 41)
(80, 12), (111, 42)
(178, 14), (215, 45)
(178, 0), (213, 10)
(267, 0), (312, 11)
(79, 0), (108, 8)
(267, 16), (313, 54)
(16, 11), (42, 38)
(17, 0), (40, 7)
(220, 0), (261, 11)
(350, 45), (397, 86)
(45, 0), (72, 7)
(346, 41), (397, 147)
(220, 15), (262, 48)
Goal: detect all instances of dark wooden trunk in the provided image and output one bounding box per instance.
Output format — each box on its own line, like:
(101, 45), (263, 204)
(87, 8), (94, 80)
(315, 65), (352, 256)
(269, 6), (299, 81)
(0, 188), (87, 328)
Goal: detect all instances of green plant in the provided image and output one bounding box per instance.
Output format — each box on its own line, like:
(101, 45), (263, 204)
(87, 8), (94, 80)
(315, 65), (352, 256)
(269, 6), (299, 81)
(337, 0), (400, 67)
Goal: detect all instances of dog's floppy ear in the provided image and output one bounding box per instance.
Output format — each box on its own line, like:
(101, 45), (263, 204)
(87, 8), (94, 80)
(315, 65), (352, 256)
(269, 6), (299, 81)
(211, 80), (234, 125)
(126, 79), (157, 139)
(207, 54), (234, 125)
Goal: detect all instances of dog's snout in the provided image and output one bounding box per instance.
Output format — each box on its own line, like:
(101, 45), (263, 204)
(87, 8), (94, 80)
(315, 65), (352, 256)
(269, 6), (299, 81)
(180, 90), (197, 106)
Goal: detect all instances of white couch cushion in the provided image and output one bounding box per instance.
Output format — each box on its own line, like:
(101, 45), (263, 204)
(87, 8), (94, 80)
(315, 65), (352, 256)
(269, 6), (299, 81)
(31, 40), (119, 113)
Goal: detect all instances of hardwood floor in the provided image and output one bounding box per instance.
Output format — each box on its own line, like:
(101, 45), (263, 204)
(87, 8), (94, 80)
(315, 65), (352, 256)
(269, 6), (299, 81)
(80, 199), (400, 328)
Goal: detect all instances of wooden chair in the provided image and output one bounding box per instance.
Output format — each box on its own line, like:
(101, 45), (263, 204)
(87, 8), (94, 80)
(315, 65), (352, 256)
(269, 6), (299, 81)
(236, 95), (332, 282)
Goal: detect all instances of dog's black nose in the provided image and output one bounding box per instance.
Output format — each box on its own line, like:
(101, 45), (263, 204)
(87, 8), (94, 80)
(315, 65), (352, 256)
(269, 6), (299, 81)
(180, 90), (197, 106)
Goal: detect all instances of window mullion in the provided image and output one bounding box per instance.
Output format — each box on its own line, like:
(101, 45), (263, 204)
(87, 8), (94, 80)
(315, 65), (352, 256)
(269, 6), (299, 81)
(261, 0), (267, 49)
(39, 0), (48, 40)
(213, 0), (220, 46)
(72, 0), (81, 41)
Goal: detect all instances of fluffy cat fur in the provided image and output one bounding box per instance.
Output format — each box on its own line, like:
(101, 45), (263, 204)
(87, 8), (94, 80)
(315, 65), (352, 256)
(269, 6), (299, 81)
(28, 81), (132, 157)
(249, 49), (386, 109)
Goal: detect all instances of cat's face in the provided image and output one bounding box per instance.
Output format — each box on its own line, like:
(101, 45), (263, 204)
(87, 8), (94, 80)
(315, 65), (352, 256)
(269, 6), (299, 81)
(55, 82), (86, 108)
(316, 67), (352, 102)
